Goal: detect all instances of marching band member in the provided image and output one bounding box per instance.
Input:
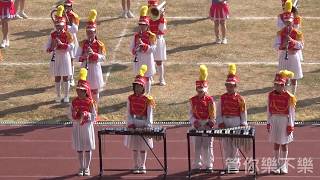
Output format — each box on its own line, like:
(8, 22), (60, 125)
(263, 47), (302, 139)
(267, 70), (296, 174)
(274, 10), (303, 95)
(216, 64), (248, 173)
(46, 5), (74, 103)
(76, 9), (106, 104)
(68, 68), (97, 176)
(279, 0), (301, 30)
(0, 0), (15, 48)
(209, 0), (229, 44)
(124, 65), (156, 174)
(278, 1), (304, 63)
(64, 0), (80, 86)
(148, 0), (167, 86)
(189, 65), (216, 172)
(131, 6), (157, 95)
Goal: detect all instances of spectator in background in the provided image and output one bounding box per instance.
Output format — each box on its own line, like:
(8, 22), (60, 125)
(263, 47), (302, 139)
(14, 0), (28, 19)
(0, 0), (15, 48)
(121, 0), (134, 18)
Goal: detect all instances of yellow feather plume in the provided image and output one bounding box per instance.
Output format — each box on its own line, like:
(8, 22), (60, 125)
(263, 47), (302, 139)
(279, 70), (294, 79)
(199, 65), (208, 81)
(284, 0), (292, 12)
(228, 64), (236, 75)
(139, 65), (148, 76)
(140, 6), (148, 16)
(56, 5), (64, 17)
(88, 9), (97, 22)
(79, 68), (88, 81)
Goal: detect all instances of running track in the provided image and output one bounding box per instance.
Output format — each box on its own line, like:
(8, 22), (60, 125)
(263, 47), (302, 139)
(0, 124), (319, 179)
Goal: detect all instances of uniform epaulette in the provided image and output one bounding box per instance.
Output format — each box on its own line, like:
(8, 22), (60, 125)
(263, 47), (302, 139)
(287, 91), (297, 107)
(148, 31), (157, 44)
(66, 31), (74, 42)
(146, 95), (156, 107)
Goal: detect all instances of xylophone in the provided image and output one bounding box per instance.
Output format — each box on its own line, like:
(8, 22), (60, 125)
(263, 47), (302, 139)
(189, 126), (255, 153)
(99, 127), (165, 141)
(98, 126), (167, 177)
(187, 126), (257, 179)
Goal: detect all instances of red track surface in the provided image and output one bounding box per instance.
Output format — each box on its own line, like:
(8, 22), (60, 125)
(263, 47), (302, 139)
(0, 124), (319, 180)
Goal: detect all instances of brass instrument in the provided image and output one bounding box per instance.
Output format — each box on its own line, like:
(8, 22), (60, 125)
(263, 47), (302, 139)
(149, 1), (166, 21)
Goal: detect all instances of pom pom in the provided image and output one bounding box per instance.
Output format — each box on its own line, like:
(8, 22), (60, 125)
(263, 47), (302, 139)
(228, 64), (236, 75)
(79, 68), (88, 81)
(140, 6), (149, 16)
(284, 0), (293, 12)
(88, 9), (97, 22)
(199, 65), (208, 81)
(139, 64), (148, 76)
(56, 5), (64, 17)
(279, 70), (294, 79)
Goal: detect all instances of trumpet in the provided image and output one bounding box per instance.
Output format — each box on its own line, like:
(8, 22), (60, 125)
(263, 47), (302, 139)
(149, 1), (166, 21)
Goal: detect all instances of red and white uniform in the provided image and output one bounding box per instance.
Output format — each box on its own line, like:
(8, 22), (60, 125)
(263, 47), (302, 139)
(277, 12), (302, 30)
(68, 79), (96, 151)
(124, 94), (154, 150)
(131, 31), (156, 77)
(0, 0), (15, 19)
(66, 11), (80, 58)
(267, 90), (295, 144)
(149, 16), (167, 61)
(209, 0), (229, 21)
(216, 93), (247, 169)
(189, 95), (215, 169)
(76, 39), (106, 90)
(274, 27), (303, 79)
(46, 30), (74, 76)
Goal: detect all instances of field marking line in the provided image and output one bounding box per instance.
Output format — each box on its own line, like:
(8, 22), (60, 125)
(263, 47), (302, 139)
(27, 16), (320, 20)
(3, 61), (320, 66)
(104, 23), (128, 83)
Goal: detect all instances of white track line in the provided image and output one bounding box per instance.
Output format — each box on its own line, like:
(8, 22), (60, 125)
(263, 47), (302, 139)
(1, 139), (319, 143)
(0, 175), (318, 178)
(27, 16), (320, 20)
(3, 61), (320, 66)
(1, 156), (320, 160)
(104, 23), (128, 83)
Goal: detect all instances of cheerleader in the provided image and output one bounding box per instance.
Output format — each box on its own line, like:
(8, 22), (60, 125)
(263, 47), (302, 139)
(131, 6), (157, 94)
(124, 65), (156, 174)
(64, 0), (81, 86)
(0, 0), (15, 48)
(148, 0), (167, 86)
(189, 65), (216, 172)
(209, 0), (229, 44)
(216, 64), (247, 174)
(46, 5), (74, 103)
(68, 68), (96, 176)
(274, 11), (303, 95)
(76, 9), (106, 104)
(267, 70), (296, 174)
